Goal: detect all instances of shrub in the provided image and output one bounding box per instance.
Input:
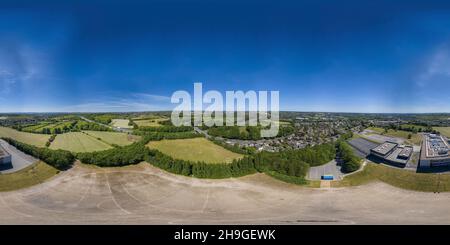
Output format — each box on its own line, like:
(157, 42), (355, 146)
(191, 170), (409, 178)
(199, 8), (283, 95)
(1, 137), (74, 170)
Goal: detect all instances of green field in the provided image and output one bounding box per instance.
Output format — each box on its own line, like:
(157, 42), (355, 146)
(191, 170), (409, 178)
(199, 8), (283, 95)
(0, 161), (59, 192)
(83, 131), (141, 146)
(111, 119), (133, 129)
(433, 127), (450, 138)
(0, 126), (50, 147)
(367, 127), (422, 145)
(332, 162), (450, 192)
(134, 118), (168, 127)
(50, 132), (113, 152)
(147, 138), (243, 163)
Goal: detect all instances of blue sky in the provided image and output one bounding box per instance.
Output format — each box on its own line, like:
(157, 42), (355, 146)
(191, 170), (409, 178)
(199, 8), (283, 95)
(1, 0), (450, 113)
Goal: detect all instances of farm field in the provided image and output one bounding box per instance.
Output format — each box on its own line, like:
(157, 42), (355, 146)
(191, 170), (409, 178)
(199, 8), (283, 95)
(111, 119), (132, 129)
(147, 138), (243, 163)
(0, 126), (50, 147)
(49, 132), (112, 152)
(134, 118), (168, 127)
(83, 130), (141, 146)
(23, 121), (75, 134)
(367, 127), (422, 145)
(434, 127), (450, 138)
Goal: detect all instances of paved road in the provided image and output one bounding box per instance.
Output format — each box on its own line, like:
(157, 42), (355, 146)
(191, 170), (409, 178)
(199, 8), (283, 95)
(79, 116), (132, 133)
(308, 160), (343, 180)
(0, 139), (38, 174)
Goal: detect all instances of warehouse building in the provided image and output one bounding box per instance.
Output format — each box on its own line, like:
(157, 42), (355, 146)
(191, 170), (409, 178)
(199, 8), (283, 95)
(370, 142), (398, 159)
(370, 141), (413, 166)
(0, 145), (12, 165)
(420, 134), (450, 167)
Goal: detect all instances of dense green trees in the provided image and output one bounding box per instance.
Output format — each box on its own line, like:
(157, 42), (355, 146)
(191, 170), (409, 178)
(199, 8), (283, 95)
(207, 125), (295, 140)
(1, 137), (74, 170)
(337, 140), (361, 173)
(134, 131), (203, 141)
(145, 150), (257, 179)
(2, 131), (337, 182)
(77, 142), (150, 167)
(74, 137), (336, 180)
(137, 125), (193, 132)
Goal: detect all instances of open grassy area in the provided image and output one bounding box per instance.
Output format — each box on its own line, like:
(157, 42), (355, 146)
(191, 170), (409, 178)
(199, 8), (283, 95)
(332, 162), (450, 192)
(147, 138), (243, 163)
(367, 127), (422, 145)
(433, 127), (450, 138)
(0, 126), (50, 147)
(111, 119), (133, 129)
(0, 161), (59, 192)
(50, 132), (112, 152)
(134, 118), (168, 127)
(83, 131), (141, 146)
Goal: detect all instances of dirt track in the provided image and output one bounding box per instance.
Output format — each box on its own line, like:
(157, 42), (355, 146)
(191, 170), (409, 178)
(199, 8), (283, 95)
(0, 163), (449, 224)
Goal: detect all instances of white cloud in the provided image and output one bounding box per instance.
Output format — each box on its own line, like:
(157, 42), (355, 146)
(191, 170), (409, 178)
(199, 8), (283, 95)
(61, 93), (173, 112)
(416, 44), (450, 87)
(0, 43), (44, 94)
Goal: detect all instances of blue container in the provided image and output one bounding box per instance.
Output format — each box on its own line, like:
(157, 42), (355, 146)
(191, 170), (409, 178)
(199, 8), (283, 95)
(321, 175), (334, 180)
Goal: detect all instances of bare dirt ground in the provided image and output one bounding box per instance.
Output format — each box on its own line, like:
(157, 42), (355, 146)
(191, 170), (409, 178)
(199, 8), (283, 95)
(0, 162), (449, 225)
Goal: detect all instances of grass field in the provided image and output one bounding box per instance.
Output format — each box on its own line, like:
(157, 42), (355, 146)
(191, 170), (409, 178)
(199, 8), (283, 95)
(83, 131), (141, 146)
(332, 162), (450, 192)
(367, 127), (422, 145)
(433, 127), (450, 138)
(111, 119), (132, 129)
(134, 118), (168, 127)
(147, 138), (243, 163)
(0, 161), (59, 192)
(0, 126), (50, 147)
(50, 132), (112, 152)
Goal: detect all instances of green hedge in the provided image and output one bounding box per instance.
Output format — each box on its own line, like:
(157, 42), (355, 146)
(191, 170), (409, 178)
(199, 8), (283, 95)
(337, 140), (361, 173)
(145, 150), (257, 178)
(1, 137), (74, 170)
(76, 142), (150, 167)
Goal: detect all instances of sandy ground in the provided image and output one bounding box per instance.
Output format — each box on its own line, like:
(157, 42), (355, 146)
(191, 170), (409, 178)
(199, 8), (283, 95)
(0, 162), (449, 225)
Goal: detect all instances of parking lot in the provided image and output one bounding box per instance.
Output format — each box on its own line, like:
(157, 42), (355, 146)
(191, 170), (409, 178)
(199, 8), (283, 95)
(347, 138), (379, 157)
(308, 160), (343, 180)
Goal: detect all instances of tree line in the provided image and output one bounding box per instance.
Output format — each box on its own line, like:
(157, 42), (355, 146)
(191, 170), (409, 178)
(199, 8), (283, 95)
(3, 132), (338, 182)
(336, 140), (361, 173)
(1, 137), (74, 170)
(136, 125), (193, 133)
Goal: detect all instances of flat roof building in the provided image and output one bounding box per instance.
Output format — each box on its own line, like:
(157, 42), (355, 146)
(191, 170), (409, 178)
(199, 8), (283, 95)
(371, 142), (398, 158)
(398, 147), (413, 160)
(420, 134), (450, 167)
(370, 141), (413, 166)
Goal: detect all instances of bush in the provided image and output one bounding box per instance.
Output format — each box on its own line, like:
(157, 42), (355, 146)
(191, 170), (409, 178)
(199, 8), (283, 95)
(337, 140), (361, 173)
(144, 149), (257, 178)
(77, 142), (150, 167)
(1, 137), (74, 170)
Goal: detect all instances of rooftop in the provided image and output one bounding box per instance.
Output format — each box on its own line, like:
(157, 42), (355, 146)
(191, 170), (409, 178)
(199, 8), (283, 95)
(421, 134), (450, 160)
(398, 146), (413, 159)
(371, 142), (398, 156)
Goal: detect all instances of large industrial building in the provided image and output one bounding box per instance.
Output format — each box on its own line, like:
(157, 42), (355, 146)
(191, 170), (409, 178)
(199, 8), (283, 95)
(0, 145), (12, 165)
(420, 134), (450, 167)
(370, 141), (413, 166)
